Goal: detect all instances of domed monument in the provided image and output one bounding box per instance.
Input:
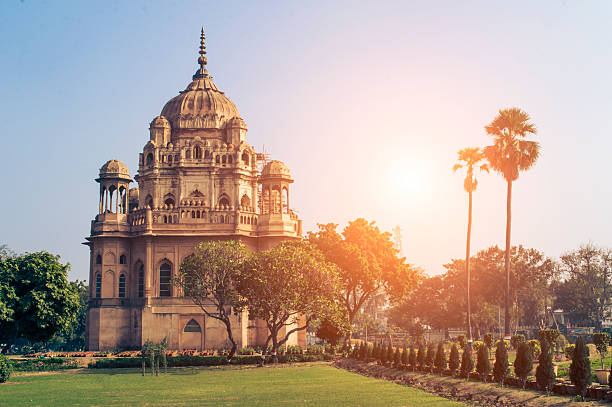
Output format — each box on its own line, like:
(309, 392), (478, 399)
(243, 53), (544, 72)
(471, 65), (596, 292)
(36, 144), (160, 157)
(86, 29), (302, 351)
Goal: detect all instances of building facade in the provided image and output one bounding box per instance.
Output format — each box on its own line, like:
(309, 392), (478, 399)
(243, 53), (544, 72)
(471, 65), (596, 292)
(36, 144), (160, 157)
(85, 29), (303, 351)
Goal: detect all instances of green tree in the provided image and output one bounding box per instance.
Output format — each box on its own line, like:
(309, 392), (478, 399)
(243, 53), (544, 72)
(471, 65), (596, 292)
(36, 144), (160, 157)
(535, 334), (555, 395)
(483, 107), (540, 338)
(408, 344), (416, 368)
(476, 343), (491, 382)
(0, 354), (11, 383)
(401, 344), (408, 366)
(434, 342), (447, 374)
(0, 251), (79, 353)
(393, 346), (401, 367)
(460, 344), (474, 379)
(48, 280), (88, 351)
(493, 339), (509, 386)
(449, 343), (460, 376)
(177, 240), (248, 362)
(307, 219), (419, 324)
(514, 342), (534, 389)
(386, 343), (393, 365)
(239, 241), (342, 363)
(417, 343), (425, 369)
(425, 342), (435, 371)
(453, 147), (488, 342)
(315, 315), (351, 347)
(569, 336), (592, 401)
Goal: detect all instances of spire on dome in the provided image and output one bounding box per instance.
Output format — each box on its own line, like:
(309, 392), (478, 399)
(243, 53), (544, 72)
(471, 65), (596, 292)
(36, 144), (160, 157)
(193, 27), (210, 79)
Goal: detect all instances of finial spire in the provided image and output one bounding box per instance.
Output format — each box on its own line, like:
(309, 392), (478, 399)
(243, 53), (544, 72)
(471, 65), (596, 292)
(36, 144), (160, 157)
(193, 26), (210, 79)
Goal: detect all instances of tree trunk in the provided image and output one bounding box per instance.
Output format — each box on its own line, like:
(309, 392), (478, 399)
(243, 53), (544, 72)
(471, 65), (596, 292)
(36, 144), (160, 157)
(466, 189), (473, 342)
(223, 317), (237, 363)
(504, 181), (512, 339)
(271, 332), (279, 364)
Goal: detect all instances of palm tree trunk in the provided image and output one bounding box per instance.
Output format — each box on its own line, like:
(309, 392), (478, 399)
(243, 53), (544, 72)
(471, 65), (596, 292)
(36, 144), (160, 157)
(504, 180), (512, 339)
(466, 190), (473, 342)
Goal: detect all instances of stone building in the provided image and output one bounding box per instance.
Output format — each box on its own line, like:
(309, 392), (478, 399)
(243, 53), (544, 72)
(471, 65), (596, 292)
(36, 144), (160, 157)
(85, 29), (303, 351)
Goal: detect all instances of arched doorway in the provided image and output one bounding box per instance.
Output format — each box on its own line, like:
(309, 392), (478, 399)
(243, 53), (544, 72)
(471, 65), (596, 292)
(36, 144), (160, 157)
(181, 319), (203, 350)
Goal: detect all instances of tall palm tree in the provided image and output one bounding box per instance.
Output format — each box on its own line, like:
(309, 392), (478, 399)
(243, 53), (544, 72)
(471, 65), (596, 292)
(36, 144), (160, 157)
(483, 108), (540, 339)
(453, 147), (488, 343)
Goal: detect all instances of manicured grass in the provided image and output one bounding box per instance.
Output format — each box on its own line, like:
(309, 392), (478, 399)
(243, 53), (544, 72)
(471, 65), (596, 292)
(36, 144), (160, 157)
(2, 362), (465, 406)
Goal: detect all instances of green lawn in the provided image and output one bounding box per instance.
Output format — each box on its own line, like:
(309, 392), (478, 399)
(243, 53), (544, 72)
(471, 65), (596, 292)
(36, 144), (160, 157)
(2, 362), (465, 406)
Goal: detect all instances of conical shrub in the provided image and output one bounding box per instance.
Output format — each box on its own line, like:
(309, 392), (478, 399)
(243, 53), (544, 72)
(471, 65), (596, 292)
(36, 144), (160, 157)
(493, 339), (509, 386)
(476, 342), (491, 382)
(569, 336), (591, 400)
(449, 343), (460, 377)
(460, 344), (474, 379)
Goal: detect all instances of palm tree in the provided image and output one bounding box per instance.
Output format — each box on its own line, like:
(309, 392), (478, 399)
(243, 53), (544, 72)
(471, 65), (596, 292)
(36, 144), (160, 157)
(453, 147), (488, 343)
(483, 108), (540, 339)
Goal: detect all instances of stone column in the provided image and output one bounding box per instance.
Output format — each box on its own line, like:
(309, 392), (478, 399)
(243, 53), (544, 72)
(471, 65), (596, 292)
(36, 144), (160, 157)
(145, 237), (153, 306)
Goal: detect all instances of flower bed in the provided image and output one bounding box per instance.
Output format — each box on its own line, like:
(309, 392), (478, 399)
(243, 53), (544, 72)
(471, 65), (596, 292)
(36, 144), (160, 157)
(10, 357), (79, 372)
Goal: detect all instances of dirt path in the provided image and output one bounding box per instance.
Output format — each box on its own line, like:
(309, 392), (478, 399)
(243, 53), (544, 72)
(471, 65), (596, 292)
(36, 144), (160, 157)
(335, 359), (608, 406)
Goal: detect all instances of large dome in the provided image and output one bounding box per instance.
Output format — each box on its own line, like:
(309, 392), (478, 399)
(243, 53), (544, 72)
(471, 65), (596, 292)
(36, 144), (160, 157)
(261, 160), (291, 178)
(160, 28), (240, 130)
(161, 76), (240, 130)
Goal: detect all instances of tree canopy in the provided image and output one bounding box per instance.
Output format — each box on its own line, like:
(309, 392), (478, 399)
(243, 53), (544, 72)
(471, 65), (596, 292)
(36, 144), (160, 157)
(0, 251), (80, 353)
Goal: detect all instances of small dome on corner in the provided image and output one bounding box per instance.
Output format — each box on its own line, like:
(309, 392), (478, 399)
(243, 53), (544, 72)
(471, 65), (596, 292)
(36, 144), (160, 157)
(150, 115), (171, 128)
(99, 159), (131, 180)
(261, 160), (291, 178)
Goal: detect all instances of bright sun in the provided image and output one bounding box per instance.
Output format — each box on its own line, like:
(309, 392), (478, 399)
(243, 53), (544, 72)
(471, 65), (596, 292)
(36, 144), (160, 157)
(386, 163), (424, 198)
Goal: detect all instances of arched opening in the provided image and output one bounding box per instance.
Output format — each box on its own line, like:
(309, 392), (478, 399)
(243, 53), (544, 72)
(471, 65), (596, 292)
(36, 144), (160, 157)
(194, 145), (202, 159)
(182, 319), (202, 350)
(96, 254), (102, 265)
(137, 263), (144, 298)
(240, 194), (251, 210)
(222, 155), (227, 164)
(228, 155), (233, 164)
(168, 155), (173, 164)
(118, 274), (126, 298)
(95, 273), (101, 298)
(282, 187), (289, 213)
(119, 254), (127, 265)
(164, 195), (175, 209)
(191, 210), (195, 218)
(145, 195), (153, 209)
(215, 155), (220, 164)
(185, 149), (191, 159)
(159, 262), (172, 297)
(219, 196), (230, 209)
(146, 153), (154, 167)
(184, 319), (201, 332)
(241, 151), (249, 165)
(205, 150), (210, 159)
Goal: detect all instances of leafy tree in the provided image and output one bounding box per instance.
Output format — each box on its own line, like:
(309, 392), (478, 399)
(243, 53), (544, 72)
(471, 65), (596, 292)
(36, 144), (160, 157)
(417, 343), (425, 370)
(316, 316), (351, 347)
(476, 343), (491, 382)
(434, 342), (447, 374)
(380, 343), (388, 364)
(483, 107), (540, 338)
(453, 147), (489, 341)
(48, 280), (88, 351)
(0, 354), (11, 383)
(425, 342), (435, 371)
(408, 344), (417, 368)
(0, 251), (79, 353)
(177, 241), (249, 362)
(483, 333), (493, 351)
(493, 339), (509, 385)
(449, 343), (460, 376)
(535, 334), (555, 395)
(514, 342), (534, 389)
(386, 343), (393, 365)
(307, 219), (419, 324)
(393, 346), (401, 367)
(239, 241), (342, 363)
(569, 336), (592, 401)
(401, 344), (408, 366)
(460, 344), (474, 379)
(554, 245), (612, 330)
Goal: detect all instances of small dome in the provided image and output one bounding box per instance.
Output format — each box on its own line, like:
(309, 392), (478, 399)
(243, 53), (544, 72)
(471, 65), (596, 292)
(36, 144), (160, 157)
(99, 159), (131, 180)
(150, 115), (170, 128)
(261, 160), (291, 178)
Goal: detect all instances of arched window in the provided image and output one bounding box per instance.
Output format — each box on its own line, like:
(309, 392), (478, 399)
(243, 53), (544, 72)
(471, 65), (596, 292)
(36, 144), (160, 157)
(159, 262), (172, 297)
(215, 155), (220, 164)
(222, 155), (227, 164)
(194, 146), (202, 159)
(96, 254), (102, 265)
(146, 153), (154, 167)
(145, 195), (153, 209)
(137, 264), (144, 298)
(184, 319), (201, 332)
(164, 197), (175, 209)
(168, 155), (173, 164)
(118, 274), (126, 298)
(191, 210), (195, 218)
(119, 254), (127, 265)
(163, 215), (168, 224)
(228, 155), (233, 164)
(205, 150), (210, 159)
(241, 151), (249, 165)
(240, 194), (251, 210)
(185, 149), (191, 159)
(95, 273), (102, 298)
(219, 196), (230, 209)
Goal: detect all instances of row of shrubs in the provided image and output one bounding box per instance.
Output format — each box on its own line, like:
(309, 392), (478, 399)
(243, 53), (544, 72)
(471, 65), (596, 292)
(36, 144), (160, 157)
(351, 329), (599, 401)
(88, 353), (334, 369)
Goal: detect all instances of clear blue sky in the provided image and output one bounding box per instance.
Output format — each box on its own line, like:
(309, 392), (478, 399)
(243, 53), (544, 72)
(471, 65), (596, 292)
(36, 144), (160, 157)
(1, 0), (611, 281)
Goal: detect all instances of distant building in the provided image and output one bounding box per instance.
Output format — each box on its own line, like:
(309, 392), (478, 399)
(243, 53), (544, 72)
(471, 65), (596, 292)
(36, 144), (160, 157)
(85, 29), (303, 351)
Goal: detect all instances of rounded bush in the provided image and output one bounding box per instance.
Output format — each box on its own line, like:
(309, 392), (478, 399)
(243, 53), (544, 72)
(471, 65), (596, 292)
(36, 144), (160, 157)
(0, 354), (12, 383)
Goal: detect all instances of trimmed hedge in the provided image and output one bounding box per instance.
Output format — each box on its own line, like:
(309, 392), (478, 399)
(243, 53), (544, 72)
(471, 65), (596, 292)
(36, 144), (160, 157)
(10, 357), (78, 372)
(88, 353), (333, 369)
